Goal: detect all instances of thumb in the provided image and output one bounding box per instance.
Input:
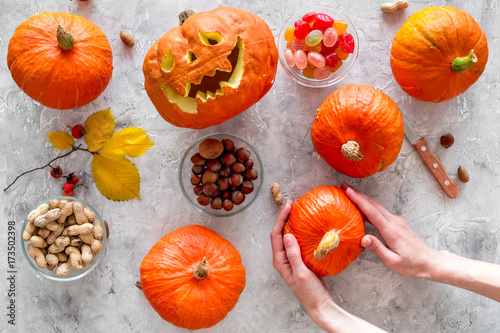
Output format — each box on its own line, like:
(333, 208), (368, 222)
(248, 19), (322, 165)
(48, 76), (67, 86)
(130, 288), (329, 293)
(283, 234), (308, 271)
(361, 235), (397, 264)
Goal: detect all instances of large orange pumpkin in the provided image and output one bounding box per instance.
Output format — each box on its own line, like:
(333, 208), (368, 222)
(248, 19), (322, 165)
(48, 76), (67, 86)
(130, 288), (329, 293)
(311, 84), (404, 178)
(143, 7), (278, 129)
(140, 225), (246, 330)
(7, 12), (113, 110)
(390, 6), (488, 103)
(284, 186), (365, 276)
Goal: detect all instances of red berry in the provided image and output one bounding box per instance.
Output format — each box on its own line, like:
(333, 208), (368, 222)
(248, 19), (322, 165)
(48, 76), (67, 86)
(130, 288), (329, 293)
(302, 12), (316, 24)
(66, 173), (78, 184)
(63, 183), (74, 192)
(293, 21), (311, 40)
(315, 13), (334, 27)
(71, 125), (86, 139)
(62, 190), (73, 197)
(50, 166), (63, 178)
(325, 53), (339, 68)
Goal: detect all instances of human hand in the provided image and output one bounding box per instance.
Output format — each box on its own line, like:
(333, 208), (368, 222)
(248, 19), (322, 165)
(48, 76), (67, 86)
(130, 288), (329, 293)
(341, 182), (437, 279)
(270, 200), (334, 316)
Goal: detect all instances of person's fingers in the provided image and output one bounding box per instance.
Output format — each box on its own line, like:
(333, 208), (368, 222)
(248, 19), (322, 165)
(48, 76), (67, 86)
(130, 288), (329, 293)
(283, 234), (308, 272)
(270, 200), (293, 256)
(341, 181), (394, 221)
(361, 234), (398, 265)
(344, 186), (392, 231)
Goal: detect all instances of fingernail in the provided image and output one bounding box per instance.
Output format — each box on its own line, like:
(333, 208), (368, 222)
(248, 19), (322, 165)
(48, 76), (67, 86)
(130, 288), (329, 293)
(361, 237), (371, 247)
(340, 181), (349, 190)
(284, 234), (293, 246)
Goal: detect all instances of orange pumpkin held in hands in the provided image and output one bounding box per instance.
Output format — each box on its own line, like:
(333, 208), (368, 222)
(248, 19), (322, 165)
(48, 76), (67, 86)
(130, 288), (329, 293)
(140, 225), (246, 330)
(390, 6), (488, 103)
(311, 84), (404, 178)
(143, 7), (278, 129)
(7, 12), (113, 110)
(284, 186), (365, 277)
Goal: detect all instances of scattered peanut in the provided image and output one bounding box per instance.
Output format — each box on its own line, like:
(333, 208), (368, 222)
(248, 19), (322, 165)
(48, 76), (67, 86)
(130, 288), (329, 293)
(23, 221), (37, 241)
(27, 203), (49, 223)
(56, 262), (73, 278)
(73, 202), (89, 225)
(57, 201), (73, 223)
(84, 207), (95, 222)
(34, 208), (61, 227)
(27, 244), (47, 269)
(381, 0), (409, 13)
(46, 253), (59, 267)
(119, 30), (135, 47)
(62, 223), (94, 236)
(93, 220), (104, 240)
(458, 165), (470, 183)
(270, 183), (283, 205)
(55, 236), (71, 248)
(81, 244), (93, 267)
(79, 233), (102, 256)
(29, 236), (48, 248)
(49, 199), (60, 209)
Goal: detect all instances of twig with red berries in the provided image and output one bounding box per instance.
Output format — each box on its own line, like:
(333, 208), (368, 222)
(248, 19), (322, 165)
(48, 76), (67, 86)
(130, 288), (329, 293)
(3, 145), (91, 192)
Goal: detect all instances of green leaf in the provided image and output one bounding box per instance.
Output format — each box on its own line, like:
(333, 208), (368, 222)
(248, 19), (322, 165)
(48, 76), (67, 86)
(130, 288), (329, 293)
(91, 154), (141, 201)
(47, 131), (74, 150)
(84, 108), (115, 152)
(99, 127), (155, 159)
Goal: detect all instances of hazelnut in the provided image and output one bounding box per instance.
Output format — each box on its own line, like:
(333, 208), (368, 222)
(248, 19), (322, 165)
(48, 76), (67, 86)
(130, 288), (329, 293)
(218, 178), (230, 191)
(243, 168), (258, 181)
(223, 199), (234, 211)
(190, 175), (201, 186)
(212, 190), (220, 198)
(222, 153), (236, 166)
(221, 139), (235, 153)
(244, 158), (254, 169)
(236, 148), (251, 161)
(219, 166), (231, 178)
(201, 170), (218, 184)
(221, 191), (231, 200)
(206, 159), (222, 172)
(241, 180), (254, 194)
(193, 185), (203, 195)
(203, 183), (218, 196)
(231, 191), (246, 205)
(440, 133), (455, 149)
(192, 165), (204, 175)
(199, 139), (224, 159)
(211, 197), (223, 210)
(232, 162), (246, 174)
(229, 174), (244, 187)
(197, 194), (212, 206)
(190, 153), (205, 166)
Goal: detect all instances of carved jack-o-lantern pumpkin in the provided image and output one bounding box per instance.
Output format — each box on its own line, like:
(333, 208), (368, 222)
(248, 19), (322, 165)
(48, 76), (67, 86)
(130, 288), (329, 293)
(143, 7), (278, 129)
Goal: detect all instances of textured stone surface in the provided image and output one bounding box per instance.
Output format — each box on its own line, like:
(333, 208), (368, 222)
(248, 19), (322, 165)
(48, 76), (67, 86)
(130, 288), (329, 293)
(1, 0), (499, 332)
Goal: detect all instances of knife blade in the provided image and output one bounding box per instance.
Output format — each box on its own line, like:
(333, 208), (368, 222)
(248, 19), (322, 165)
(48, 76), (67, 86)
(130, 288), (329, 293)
(402, 114), (459, 198)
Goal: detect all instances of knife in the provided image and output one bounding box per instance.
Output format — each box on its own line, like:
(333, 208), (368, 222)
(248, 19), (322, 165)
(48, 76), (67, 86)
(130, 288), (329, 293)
(402, 114), (459, 198)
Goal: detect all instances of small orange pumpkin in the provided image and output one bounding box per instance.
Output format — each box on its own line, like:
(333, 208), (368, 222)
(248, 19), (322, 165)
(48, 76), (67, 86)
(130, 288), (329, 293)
(140, 225), (245, 330)
(143, 7), (278, 129)
(311, 84), (404, 178)
(284, 186), (365, 276)
(7, 12), (113, 110)
(390, 6), (488, 103)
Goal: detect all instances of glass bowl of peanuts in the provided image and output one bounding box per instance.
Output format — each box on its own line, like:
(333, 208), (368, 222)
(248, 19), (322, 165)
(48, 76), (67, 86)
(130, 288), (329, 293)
(179, 133), (264, 217)
(278, 5), (359, 88)
(21, 196), (107, 281)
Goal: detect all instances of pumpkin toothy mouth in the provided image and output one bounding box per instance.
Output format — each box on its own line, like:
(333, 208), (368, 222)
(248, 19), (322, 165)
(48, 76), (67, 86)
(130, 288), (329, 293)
(160, 37), (244, 114)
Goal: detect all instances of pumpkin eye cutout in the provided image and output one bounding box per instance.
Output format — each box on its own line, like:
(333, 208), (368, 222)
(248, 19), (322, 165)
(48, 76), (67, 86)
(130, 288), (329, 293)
(161, 49), (175, 72)
(187, 50), (197, 63)
(199, 31), (223, 45)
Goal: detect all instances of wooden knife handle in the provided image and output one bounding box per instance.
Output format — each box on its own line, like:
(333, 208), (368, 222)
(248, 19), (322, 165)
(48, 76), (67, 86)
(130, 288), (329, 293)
(413, 138), (459, 198)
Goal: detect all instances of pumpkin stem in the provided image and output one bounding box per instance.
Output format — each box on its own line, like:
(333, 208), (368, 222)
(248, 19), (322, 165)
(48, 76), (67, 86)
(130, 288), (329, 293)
(451, 50), (478, 73)
(194, 257), (210, 280)
(341, 141), (364, 162)
(313, 230), (340, 260)
(57, 25), (74, 51)
(179, 9), (195, 25)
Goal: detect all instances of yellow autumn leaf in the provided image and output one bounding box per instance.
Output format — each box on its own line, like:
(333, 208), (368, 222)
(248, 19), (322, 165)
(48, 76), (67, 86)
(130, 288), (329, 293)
(47, 131), (74, 150)
(91, 154), (141, 201)
(99, 127), (155, 159)
(84, 108), (115, 152)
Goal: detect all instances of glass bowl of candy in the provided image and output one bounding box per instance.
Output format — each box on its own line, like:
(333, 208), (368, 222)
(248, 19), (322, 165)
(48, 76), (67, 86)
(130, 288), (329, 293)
(278, 6), (359, 88)
(179, 133), (264, 217)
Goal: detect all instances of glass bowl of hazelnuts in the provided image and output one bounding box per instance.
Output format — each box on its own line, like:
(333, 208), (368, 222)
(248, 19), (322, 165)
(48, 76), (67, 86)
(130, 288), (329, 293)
(179, 133), (264, 217)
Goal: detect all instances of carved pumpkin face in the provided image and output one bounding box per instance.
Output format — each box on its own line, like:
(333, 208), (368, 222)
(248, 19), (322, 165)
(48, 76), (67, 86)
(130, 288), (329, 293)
(143, 7), (278, 129)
